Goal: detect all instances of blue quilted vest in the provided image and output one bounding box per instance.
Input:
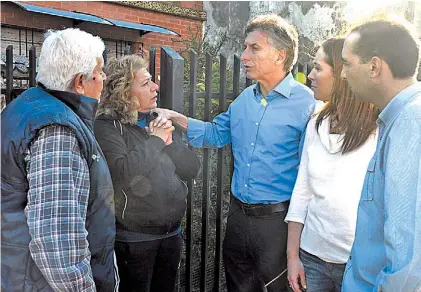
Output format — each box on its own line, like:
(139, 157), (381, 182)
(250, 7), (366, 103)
(1, 87), (117, 291)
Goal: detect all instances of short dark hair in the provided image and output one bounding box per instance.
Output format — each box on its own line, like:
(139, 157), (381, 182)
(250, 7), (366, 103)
(350, 18), (420, 79)
(245, 14), (298, 72)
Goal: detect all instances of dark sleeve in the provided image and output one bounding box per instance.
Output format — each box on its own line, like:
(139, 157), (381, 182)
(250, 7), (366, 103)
(163, 130), (200, 181)
(94, 119), (166, 185)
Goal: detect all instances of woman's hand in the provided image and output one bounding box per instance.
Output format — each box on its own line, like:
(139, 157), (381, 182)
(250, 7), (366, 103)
(149, 109), (174, 132)
(287, 256), (306, 292)
(164, 130), (173, 145)
(148, 119), (174, 145)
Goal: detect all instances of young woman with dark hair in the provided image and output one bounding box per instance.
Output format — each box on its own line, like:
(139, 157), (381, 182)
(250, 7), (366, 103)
(285, 38), (379, 292)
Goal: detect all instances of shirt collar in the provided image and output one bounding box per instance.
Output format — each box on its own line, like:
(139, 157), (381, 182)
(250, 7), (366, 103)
(136, 111), (158, 128)
(379, 82), (421, 126)
(253, 73), (294, 100)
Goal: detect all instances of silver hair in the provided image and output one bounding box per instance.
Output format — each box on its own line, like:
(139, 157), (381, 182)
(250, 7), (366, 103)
(36, 28), (105, 91)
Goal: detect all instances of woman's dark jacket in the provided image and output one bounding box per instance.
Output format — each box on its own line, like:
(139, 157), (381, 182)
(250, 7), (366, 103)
(94, 114), (200, 236)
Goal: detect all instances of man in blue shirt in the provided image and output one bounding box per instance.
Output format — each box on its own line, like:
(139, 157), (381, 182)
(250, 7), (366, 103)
(341, 18), (421, 291)
(152, 14), (315, 292)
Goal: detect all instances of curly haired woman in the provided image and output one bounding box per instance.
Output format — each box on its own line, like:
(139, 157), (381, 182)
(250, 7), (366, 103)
(94, 55), (200, 292)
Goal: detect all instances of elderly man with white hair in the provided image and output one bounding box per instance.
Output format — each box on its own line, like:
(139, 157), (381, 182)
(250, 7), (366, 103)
(1, 28), (118, 291)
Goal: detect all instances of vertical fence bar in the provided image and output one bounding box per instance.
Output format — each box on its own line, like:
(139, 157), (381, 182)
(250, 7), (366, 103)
(159, 47), (184, 113)
(25, 29), (28, 57)
(103, 49), (108, 67)
(233, 55), (240, 99)
(200, 53), (212, 292)
(213, 54), (227, 292)
(246, 77), (253, 87)
(293, 64), (298, 77)
(29, 46), (36, 88)
(185, 49), (197, 292)
(149, 46), (156, 83)
(19, 28), (22, 55)
(5, 46), (13, 105)
(148, 46), (158, 119)
(303, 63), (310, 87)
(230, 55), (241, 181)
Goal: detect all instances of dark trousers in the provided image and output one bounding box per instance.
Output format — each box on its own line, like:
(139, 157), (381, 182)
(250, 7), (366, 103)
(115, 233), (183, 292)
(223, 198), (289, 292)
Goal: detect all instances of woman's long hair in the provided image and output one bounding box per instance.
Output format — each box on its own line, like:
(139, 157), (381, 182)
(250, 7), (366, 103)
(97, 55), (147, 124)
(315, 38), (379, 153)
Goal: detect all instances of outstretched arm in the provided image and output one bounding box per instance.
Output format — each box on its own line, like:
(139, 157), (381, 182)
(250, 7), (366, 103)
(152, 107), (233, 149)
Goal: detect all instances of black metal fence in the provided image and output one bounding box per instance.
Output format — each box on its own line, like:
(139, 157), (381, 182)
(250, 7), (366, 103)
(1, 44), (311, 292)
(154, 46), (312, 292)
(1, 45), (37, 105)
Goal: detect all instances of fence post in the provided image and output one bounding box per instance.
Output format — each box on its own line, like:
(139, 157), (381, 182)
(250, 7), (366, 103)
(149, 46), (156, 82)
(29, 46), (36, 88)
(159, 46), (184, 113)
(246, 77), (253, 87)
(102, 49), (107, 67)
(228, 55), (242, 184)
(293, 64), (298, 77)
(185, 48), (197, 292)
(233, 55), (240, 98)
(214, 54), (227, 292)
(200, 52), (213, 292)
(5, 45), (14, 105)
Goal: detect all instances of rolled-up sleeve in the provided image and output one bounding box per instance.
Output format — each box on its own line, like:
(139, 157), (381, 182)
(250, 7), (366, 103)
(186, 106), (232, 149)
(25, 125), (95, 291)
(376, 118), (421, 291)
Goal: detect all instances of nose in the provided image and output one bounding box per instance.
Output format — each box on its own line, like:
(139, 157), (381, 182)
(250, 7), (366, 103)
(308, 68), (316, 82)
(240, 48), (249, 62)
(152, 81), (159, 92)
(341, 68), (346, 80)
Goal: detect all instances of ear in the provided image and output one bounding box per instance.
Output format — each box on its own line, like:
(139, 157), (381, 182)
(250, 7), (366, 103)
(73, 73), (85, 95)
(276, 49), (287, 65)
(369, 56), (382, 78)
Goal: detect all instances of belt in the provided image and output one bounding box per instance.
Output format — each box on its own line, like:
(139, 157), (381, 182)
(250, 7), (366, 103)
(232, 196), (289, 217)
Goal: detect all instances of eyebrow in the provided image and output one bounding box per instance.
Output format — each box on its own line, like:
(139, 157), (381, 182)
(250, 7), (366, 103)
(244, 42), (259, 47)
(140, 76), (152, 82)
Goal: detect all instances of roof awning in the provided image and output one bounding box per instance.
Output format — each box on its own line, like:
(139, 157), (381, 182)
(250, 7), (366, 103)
(106, 19), (179, 36)
(12, 1), (179, 36)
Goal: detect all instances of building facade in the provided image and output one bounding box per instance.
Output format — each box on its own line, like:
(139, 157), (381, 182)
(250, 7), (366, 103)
(1, 1), (205, 80)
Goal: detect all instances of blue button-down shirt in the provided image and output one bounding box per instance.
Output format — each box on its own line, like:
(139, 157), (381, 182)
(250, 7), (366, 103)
(342, 82), (421, 292)
(187, 73), (315, 204)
